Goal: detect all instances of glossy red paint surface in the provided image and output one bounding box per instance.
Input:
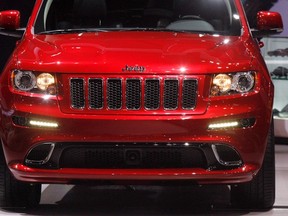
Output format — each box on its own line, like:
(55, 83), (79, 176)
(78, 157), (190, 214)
(0, 10), (20, 30)
(0, 0), (278, 185)
(257, 11), (283, 32)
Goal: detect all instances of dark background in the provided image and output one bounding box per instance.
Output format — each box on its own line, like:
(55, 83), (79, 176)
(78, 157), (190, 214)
(0, 0), (277, 71)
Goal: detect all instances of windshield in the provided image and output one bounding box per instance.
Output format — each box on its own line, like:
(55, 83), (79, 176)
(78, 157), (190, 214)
(34, 0), (242, 35)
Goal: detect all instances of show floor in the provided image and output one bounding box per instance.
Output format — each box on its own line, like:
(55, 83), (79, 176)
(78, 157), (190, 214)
(0, 144), (288, 215)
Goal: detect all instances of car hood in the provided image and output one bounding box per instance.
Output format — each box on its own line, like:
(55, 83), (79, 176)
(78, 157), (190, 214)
(16, 31), (253, 74)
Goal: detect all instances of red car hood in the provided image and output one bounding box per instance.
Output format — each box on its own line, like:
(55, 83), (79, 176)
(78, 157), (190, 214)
(17, 31), (252, 74)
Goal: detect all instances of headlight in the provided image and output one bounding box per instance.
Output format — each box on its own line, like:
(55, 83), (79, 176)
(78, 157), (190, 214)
(210, 72), (255, 96)
(12, 70), (56, 95)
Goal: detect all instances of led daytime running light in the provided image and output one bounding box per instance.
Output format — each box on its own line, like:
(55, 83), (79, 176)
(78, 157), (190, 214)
(29, 120), (59, 128)
(208, 121), (239, 129)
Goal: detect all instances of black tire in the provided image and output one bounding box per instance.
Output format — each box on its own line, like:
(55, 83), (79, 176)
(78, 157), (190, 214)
(0, 146), (41, 208)
(231, 121), (275, 210)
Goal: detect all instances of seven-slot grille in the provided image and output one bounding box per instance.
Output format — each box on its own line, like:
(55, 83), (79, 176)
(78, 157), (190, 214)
(70, 77), (197, 111)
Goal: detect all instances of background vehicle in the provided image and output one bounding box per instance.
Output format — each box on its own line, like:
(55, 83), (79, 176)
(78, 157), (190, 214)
(0, 0), (283, 209)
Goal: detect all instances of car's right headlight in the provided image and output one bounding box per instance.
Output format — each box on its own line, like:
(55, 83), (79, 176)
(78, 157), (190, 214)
(210, 71), (255, 96)
(12, 70), (57, 95)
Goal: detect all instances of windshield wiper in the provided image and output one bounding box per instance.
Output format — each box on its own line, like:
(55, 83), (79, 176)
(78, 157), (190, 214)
(38, 28), (108, 35)
(37, 28), (218, 35)
(115, 28), (179, 33)
(117, 28), (203, 34)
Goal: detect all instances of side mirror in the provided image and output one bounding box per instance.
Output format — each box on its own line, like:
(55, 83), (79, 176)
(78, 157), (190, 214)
(0, 10), (20, 30)
(252, 11), (283, 37)
(0, 10), (23, 38)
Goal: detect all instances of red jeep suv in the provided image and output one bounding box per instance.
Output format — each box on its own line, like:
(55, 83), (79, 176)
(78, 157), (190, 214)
(0, 0), (283, 209)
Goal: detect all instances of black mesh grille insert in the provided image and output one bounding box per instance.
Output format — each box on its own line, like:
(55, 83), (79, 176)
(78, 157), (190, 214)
(182, 79), (197, 109)
(164, 79), (179, 110)
(107, 79), (122, 109)
(89, 79), (103, 109)
(145, 79), (160, 110)
(70, 78), (85, 109)
(126, 79), (141, 110)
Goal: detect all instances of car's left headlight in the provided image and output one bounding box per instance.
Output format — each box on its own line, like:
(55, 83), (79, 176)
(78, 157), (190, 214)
(210, 71), (255, 96)
(12, 70), (57, 95)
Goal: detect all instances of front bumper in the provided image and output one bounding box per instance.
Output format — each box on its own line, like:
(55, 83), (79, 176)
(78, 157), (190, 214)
(2, 103), (270, 185)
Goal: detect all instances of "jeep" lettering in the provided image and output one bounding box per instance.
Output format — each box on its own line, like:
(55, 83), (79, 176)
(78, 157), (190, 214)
(122, 65), (145, 72)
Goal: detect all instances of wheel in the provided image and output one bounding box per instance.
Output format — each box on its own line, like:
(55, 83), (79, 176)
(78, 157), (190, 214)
(0, 146), (41, 208)
(231, 121), (275, 209)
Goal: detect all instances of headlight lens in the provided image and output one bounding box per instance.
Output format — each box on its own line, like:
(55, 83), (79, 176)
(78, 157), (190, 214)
(232, 72), (255, 93)
(14, 71), (36, 91)
(12, 70), (56, 95)
(211, 72), (255, 96)
(212, 74), (232, 93)
(37, 73), (55, 91)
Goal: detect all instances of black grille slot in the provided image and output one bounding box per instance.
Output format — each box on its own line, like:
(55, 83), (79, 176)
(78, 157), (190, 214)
(107, 79), (122, 109)
(89, 79), (103, 109)
(126, 79), (141, 110)
(182, 79), (197, 109)
(70, 78), (85, 109)
(164, 79), (179, 110)
(145, 79), (160, 110)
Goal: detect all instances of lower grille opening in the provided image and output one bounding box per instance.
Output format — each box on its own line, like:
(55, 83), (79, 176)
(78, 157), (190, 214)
(60, 146), (206, 169)
(24, 143), (243, 170)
